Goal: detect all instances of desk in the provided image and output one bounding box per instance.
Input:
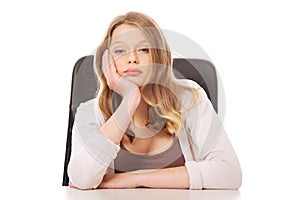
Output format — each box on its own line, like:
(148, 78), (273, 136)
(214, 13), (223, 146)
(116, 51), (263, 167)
(63, 187), (240, 200)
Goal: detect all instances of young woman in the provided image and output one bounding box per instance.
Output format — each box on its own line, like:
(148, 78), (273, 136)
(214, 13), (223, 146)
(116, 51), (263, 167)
(68, 11), (242, 190)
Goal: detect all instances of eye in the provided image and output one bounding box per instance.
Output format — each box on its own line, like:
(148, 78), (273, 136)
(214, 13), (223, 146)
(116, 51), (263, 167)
(114, 49), (126, 54)
(138, 48), (149, 53)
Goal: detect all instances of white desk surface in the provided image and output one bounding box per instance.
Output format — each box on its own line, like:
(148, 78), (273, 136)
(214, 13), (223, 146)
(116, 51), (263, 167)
(63, 187), (241, 200)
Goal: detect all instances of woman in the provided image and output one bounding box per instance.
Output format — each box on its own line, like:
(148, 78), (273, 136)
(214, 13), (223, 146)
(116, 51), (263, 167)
(68, 11), (242, 190)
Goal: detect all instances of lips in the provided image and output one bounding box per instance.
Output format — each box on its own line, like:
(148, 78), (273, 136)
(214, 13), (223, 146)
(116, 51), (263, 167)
(124, 68), (142, 76)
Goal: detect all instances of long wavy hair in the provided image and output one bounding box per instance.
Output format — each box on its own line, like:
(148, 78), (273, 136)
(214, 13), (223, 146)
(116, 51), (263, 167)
(94, 12), (199, 141)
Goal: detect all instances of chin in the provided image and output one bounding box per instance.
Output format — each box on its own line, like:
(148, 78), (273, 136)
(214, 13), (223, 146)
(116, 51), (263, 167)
(125, 76), (145, 87)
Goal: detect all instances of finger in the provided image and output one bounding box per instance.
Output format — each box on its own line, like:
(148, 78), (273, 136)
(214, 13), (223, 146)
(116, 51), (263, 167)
(69, 184), (77, 189)
(107, 55), (121, 90)
(104, 55), (115, 88)
(103, 51), (117, 87)
(106, 53), (114, 78)
(102, 50), (110, 76)
(108, 54), (120, 79)
(97, 181), (111, 189)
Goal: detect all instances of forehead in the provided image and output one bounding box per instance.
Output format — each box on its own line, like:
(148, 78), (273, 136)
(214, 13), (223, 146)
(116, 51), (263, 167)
(111, 24), (147, 45)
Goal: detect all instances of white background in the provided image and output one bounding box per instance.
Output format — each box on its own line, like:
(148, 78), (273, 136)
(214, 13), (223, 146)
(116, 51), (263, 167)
(0, 0), (299, 199)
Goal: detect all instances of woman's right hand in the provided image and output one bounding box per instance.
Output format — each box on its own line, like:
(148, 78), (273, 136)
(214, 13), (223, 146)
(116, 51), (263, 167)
(102, 50), (139, 97)
(101, 50), (141, 136)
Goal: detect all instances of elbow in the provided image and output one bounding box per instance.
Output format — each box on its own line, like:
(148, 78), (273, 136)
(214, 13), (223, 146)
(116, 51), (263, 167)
(229, 171), (242, 190)
(201, 160), (243, 190)
(67, 162), (103, 190)
(213, 164), (242, 190)
(226, 162), (242, 189)
(234, 165), (243, 189)
(69, 176), (101, 190)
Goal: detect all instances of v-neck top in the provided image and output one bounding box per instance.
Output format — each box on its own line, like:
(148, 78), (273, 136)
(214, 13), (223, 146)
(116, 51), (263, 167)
(114, 136), (185, 173)
(68, 79), (242, 189)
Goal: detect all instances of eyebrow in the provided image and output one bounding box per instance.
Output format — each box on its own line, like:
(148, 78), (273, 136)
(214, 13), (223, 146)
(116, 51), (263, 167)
(110, 40), (148, 46)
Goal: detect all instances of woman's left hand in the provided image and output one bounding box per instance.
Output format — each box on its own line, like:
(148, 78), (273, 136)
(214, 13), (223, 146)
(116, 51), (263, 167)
(97, 173), (143, 189)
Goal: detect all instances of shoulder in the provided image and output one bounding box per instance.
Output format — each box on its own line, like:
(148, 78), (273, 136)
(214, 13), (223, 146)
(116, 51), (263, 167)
(76, 98), (96, 114)
(75, 98), (105, 126)
(177, 79), (208, 95)
(175, 79), (209, 108)
(176, 78), (200, 88)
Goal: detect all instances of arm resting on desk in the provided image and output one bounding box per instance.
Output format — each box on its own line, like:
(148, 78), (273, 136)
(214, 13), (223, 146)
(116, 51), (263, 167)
(182, 83), (242, 189)
(98, 166), (189, 189)
(67, 100), (121, 190)
(98, 131), (241, 190)
(141, 132), (242, 189)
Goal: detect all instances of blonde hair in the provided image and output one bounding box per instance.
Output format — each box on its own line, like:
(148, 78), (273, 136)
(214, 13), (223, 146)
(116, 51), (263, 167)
(94, 12), (199, 140)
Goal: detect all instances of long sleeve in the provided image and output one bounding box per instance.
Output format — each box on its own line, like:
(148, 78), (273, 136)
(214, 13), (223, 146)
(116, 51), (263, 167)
(181, 80), (242, 189)
(185, 129), (242, 189)
(67, 99), (120, 189)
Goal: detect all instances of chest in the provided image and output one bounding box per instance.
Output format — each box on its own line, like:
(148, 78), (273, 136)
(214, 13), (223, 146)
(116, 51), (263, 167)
(114, 136), (185, 173)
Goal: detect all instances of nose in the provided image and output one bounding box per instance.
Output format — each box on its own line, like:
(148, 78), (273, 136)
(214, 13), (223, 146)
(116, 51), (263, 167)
(127, 51), (139, 64)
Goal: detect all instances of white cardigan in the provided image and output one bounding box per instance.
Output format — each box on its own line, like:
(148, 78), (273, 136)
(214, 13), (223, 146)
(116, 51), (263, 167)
(68, 79), (242, 190)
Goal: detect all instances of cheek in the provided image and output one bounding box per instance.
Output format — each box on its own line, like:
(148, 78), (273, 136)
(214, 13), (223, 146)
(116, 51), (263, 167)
(140, 54), (151, 64)
(113, 57), (125, 74)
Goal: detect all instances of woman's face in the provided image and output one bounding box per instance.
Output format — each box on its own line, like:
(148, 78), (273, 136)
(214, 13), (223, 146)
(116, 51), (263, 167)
(109, 24), (151, 86)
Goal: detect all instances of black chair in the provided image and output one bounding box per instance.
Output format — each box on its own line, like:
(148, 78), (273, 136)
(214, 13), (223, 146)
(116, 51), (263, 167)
(62, 55), (218, 186)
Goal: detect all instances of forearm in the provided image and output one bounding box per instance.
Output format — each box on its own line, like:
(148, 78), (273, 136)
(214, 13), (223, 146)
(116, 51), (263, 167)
(101, 91), (140, 144)
(68, 126), (113, 189)
(100, 115), (124, 144)
(138, 166), (190, 189)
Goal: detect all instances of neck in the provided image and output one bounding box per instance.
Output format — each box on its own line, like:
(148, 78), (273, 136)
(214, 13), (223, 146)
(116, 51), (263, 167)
(133, 98), (149, 127)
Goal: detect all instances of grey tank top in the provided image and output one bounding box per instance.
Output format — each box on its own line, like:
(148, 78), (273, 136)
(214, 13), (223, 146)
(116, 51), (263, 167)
(114, 136), (185, 173)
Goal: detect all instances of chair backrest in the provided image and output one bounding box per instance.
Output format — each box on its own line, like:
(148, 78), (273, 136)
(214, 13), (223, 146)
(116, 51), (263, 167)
(62, 55), (218, 186)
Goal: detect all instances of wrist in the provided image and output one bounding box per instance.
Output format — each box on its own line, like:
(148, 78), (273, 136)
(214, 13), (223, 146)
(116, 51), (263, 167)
(114, 78), (139, 97)
(135, 172), (148, 188)
(128, 89), (141, 113)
